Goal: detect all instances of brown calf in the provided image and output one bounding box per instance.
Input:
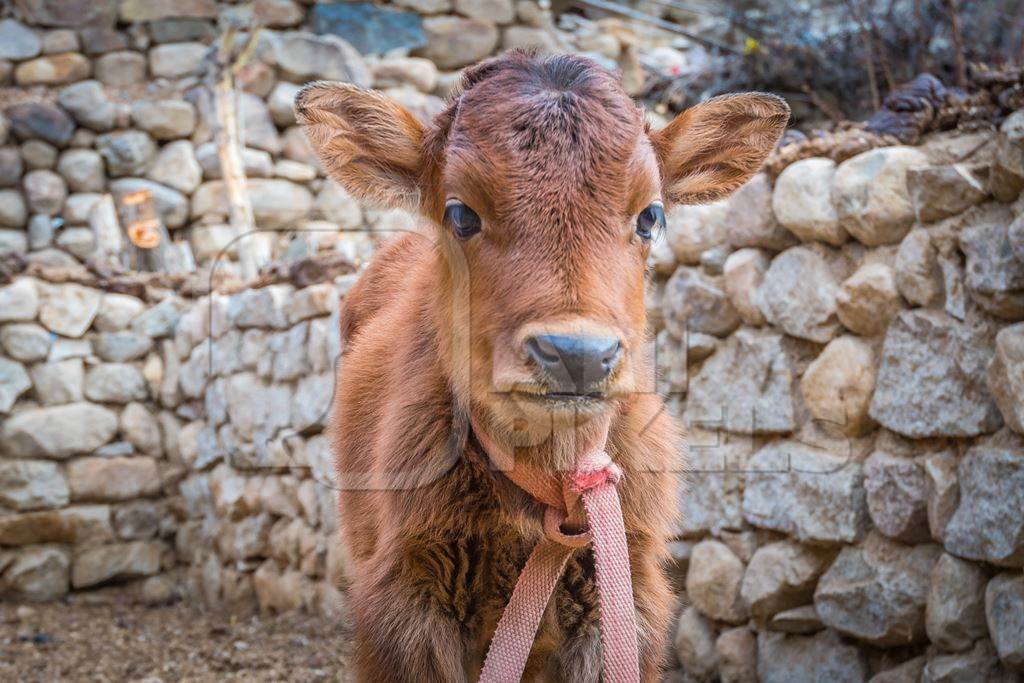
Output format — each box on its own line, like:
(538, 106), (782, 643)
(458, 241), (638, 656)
(297, 51), (788, 681)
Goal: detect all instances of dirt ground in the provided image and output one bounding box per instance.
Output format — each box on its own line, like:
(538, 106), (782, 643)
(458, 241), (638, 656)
(0, 601), (354, 682)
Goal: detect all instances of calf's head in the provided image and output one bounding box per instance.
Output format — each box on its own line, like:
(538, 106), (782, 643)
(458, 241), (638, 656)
(297, 53), (787, 439)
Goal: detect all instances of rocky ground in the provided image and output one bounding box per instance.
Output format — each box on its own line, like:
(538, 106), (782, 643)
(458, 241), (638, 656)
(0, 600), (354, 682)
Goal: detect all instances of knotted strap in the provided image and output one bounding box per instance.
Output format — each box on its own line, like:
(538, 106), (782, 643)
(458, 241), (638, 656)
(474, 419), (640, 683)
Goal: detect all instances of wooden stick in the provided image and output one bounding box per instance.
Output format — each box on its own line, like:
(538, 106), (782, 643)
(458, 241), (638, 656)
(945, 0), (968, 89)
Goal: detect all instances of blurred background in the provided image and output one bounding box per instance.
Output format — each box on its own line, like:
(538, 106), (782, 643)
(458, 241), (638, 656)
(0, 0), (1022, 681)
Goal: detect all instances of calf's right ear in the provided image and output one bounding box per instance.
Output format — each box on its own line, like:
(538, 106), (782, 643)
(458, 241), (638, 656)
(295, 81), (425, 212)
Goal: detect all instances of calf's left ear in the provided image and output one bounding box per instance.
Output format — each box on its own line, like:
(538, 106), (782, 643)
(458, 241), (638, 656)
(295, 81), (425, 212)
(649, 93), (789, 206)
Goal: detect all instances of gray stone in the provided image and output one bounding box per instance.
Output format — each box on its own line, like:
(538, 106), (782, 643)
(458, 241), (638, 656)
(725, 173), (796, 251)
(456, 0), (515, 22)
(908, 164), (988, 223)
(0, 322), (52, 361)
(687, 329), (797, 434)
(716, 626), (757, 683)
(988, 324), (1024, 434)
(94, 293), (145, 332)
(239, 91), (282, 154)
(113, 501), (161, 540)
(674, 605), (719, 680)
(1, 402), (118, 458)
(869, 310), (1002, 438)
(96, 130), (157, 177)
(195, 141), (273, 179)
(5, 102), (75, 147)
(145, 140), (201, 194)
(743, 441), (869, 545)
(84, 362), (148, 403)
(57, 148), (105, 192)
(94, 50), (146, 87)
(960, 219), (1024, 320)
(925, 553), (989, 652)
(38, 282), (101, 337)
(57, 80), (116, 132)
(834, 146), (929, 246)
(23, 168), (67, 215)
(0, 188), (27, 228)
(944, 446), (1024, 567)
(148, 42), (206, 79)
(767, 605), (824, 634)
(191, 179), (311, 228)
(62, 192), (101, 224)
(28, 214), (54, 249)
(815, 533), (942, 646)
(0, 229), (28, 255)
(121, 401), (162, 456)
(663, 266), (740, 338)
(0, 278), (38, 322)
(666, 199), (729, 264)
(923, 639), (1010, 682)
(14, 52), (90, 86)
(0, 505), (111, 546)
(109, 178), (189, 228)
(687, 539), (748, 623)
(273, 32), (371, 86)
(0, 545), (69, 601)
(30, 358), (84, 405)
(131, 297), (184, 338)
(773, 157), (846, 245)
(0, 20), (42, 61)
(0, 460), (69, 510)
(755, 246), (841, 343)
(986, 573), (1024, 670)
(118, 0), (217, 22)
(416, 16), (499, 70)
(292, 372), (332, 432)
(68, 456), (161, 502)
(758, 630), (867, 683)
(679, 439), (749, 536)
(864, 451), (930, 543)
(723, 248), (769, 326)
(42, 29), (79, 54)
(742, 541), (830, 628)
(922, 450), (959, 543)
(0, 357), (30, 412)
(836, 263), (902, 337)
(94, 332), (154, 362)
(372, 57), (438, 94)
(869, 657), (926, 683)
(131, 99), (197, 140)
(313, 180), (362, 229)
(71, 540), (165, 588)
(800, 336), (877, 437)
(21, 139), (57, 169)
(55, 225), (95, 259)
(0, 147), (24, 187)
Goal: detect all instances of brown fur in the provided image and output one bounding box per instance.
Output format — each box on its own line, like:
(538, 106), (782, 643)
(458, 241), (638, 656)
(296, 52), (788, 681)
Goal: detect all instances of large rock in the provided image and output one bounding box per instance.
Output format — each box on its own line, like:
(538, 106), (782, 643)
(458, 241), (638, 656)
(95, 293), (146, 331)
(743, 441), (869, 544)
(922, 450), (959, 543)
(0, 148), (24, 188)
(986, 573), (1024, 670)
(0, 322), (51, 361)
(864, 451), (930, 543)
(0, 460), (69, 510)
(5, 102), (75, 147)
(0, 189), (27, 228)
(14, 52), (90, 86)
(755, 246), (841, 343)
(0, 505), (112, 546)
(925, 553), (989, 652)
(0, 357), (30, 412)
(57, 80), (115, 132)
(312, 180), (362, 228)
(68, 456), (161, 502)
(1, 402), (117, 458)
(0, 545), (70, 601)
(960, 218), (1024, 320)
(30, 359), (84, 405)
(833, 146), (928, 246)
(814, 533), (942, 646)
(773, 157), (846, 245)
(988, 324), (1024, 434)
(145, 140), (201, 194)
(195, 141), (273, 179)
(118, 0), (217, 22)
(716, 627), (757, 683)
(687, 329), (796, 434)
(836, 263), (902, 336)
(372, 57), (438, 94)
(109, 178), (189, 228)
(758, 630), (867, 683)
(192, 179), (312, 228)
(895, 227), (943, 307)
(869, 310), (1002, 438)
(84, 362), (148, 403)
(239, 92), (282, 154)
(666, 200), (729, 264)
(96, 130), (157, 177)
(23, 168), (67, 214)
(272, 32), (371, 86)
(0, 278), (38, 322)
(663, 266), (740, 337)
(94, 331), (154, 362)
(687, 539), (748, 623)
(148, 42), (206, 79)
(908, 163), (988, 223)
(0, 19), (41, 60)
(71, 540), (165, 588)
(679, 438), (749, 536)
(94, 50), (146, 87)
(800, 336), (877, 436)
(674, 605), (719, 679)
(922, 639), (1015, 682)
(131, 99), (197, 140)
(722, 248), (769, 326)
(416, 16), (499, 70)
(944, 446), (1024, 567)
(741, 541), (830, 627)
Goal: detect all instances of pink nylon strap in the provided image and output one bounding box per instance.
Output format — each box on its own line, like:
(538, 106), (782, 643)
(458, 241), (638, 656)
(473, 418), (640, 683)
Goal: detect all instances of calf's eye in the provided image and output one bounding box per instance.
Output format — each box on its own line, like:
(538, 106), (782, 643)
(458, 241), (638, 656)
(444, 200), (482, 239)
(636, 202), (665, 241)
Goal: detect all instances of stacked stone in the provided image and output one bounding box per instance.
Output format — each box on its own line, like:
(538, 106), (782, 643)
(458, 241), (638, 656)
(0, 278), (186, 604)
(654, 119), (1024, 681)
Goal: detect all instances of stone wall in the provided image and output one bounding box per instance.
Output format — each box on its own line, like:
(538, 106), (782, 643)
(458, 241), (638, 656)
(1, 1), (1024, 681)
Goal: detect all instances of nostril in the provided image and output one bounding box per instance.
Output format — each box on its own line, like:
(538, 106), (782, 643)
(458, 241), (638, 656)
(601, 341), (623, 372)
(524, 336), (561, 367)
